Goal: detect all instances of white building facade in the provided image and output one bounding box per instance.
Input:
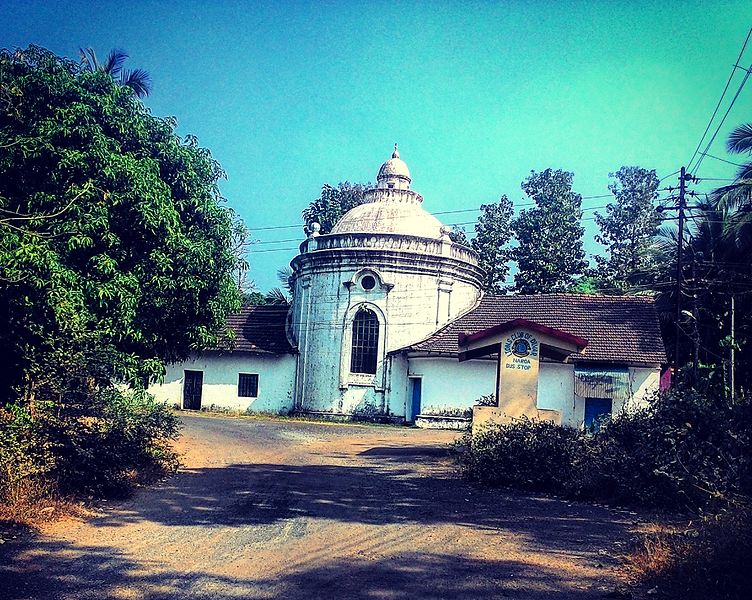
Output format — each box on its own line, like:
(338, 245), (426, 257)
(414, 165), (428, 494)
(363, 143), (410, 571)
(150, 148), (667, 429)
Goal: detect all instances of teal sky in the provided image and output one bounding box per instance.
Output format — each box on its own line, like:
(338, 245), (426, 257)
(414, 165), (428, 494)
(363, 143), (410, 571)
(3, 1), (752, 291)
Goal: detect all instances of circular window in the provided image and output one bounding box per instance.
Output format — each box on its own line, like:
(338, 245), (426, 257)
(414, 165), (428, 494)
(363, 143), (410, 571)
(361, 275), (376, 291)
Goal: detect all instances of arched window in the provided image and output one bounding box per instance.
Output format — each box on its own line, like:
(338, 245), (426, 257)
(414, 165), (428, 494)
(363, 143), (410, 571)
(350, 307), (379, 374)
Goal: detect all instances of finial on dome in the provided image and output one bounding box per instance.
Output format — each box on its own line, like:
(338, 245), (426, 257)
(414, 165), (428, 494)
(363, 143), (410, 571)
(392, 143), (399, 159)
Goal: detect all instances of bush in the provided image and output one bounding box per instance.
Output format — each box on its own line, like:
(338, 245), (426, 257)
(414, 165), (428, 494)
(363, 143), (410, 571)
(631, 503), (752, 600)
(455, 388), (752, 512)
(0, 387), (180, 505)
(456, 417), (580, 492)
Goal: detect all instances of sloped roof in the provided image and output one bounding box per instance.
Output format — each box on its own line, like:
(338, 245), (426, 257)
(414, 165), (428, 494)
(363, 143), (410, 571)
(216, 305), (295, 355)
(401, 294), (666, 367)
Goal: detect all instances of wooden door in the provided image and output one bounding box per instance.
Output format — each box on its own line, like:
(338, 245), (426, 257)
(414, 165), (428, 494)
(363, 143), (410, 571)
(183, 370), (203, 410)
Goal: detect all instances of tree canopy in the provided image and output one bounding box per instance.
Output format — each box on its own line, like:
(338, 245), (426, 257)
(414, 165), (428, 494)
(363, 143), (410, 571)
(471, 196), (514, 293)
(0, 45), (240, 404)
(301, 181), (370, 234)
(512, 169), (586, 293)
(594, 166), (661, 291)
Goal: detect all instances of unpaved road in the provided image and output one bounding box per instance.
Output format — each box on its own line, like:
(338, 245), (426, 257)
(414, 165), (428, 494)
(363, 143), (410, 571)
(2, 414), (639, 599)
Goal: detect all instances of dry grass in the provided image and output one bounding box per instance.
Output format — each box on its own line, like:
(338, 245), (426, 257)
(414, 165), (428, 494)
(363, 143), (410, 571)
(628, 504), (752, 600)
(0, 481), (92, 536)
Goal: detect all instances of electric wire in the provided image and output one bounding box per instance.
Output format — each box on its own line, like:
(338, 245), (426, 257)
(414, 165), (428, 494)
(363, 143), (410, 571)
(687, 26), (752, 172)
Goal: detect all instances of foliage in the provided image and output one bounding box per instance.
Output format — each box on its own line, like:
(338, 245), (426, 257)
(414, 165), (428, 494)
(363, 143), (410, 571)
(0, 388), (180, 502)
(265, 266), (293, 305)
(79, 47), (152, 98)
(448, 225), (469, 245)
(512, 169), (586, 293)
(474, 394), (496, 406)
(242, 290), (268, 306)
(0, 45), (240, 405)
(457, 417), (580, 492)
(301, 182), (370, 234)
(648, 123), (752, 391)
(594, 166), (661, 292)
(471, 196), (514, 293)
(455, 388), (752, 512)
(630, 503), (751, 600)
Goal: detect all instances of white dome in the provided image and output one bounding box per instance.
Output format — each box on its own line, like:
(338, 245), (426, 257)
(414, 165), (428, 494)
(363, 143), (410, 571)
(376, 144), (411, 187)
(331, 199), (444, 238)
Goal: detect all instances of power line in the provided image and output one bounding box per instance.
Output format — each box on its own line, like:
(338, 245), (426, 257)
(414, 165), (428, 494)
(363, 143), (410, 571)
(699, 151), (746, 168)
(692, 49), (752, 175)
(687, 26), (752, 171)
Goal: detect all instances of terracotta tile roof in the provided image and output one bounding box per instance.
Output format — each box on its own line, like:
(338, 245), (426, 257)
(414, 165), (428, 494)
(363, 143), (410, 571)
(400, 293), (667, 367)
(216, 305), (295, 354)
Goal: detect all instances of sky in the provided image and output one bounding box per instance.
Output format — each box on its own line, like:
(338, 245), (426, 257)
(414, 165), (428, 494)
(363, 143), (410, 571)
(3, 0), (752, 291)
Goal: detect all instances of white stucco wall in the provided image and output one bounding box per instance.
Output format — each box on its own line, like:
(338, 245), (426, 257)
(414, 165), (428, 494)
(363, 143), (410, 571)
(149, 352), (296, 414)
(407, 356), (497, 416)
(537, 363), (576, 424)
(399, 356), (661, 428)
(290, 255), (482, 415)
(628, 367), (661, 409)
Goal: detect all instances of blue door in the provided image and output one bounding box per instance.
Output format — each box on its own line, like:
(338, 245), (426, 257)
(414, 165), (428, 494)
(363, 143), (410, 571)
(409, 377), (422, 421)
(584, 398), (612, 430)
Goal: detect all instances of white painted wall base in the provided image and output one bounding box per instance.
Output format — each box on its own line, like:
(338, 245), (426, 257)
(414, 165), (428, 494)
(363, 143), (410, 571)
(149, 352), (296, 414)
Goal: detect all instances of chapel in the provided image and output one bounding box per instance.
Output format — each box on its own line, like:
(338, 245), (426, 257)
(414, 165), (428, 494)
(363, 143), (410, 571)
(150, 147), (667, 428)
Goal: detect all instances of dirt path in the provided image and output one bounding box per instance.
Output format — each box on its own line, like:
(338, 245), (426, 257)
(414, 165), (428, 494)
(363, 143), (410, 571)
(1, 414), (639, 599)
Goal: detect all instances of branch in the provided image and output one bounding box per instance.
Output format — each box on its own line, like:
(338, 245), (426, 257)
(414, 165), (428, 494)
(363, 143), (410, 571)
(0, 181), (94, 223)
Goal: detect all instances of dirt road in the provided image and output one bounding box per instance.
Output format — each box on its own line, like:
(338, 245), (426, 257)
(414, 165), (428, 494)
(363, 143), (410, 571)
(1, 414), (638, 599)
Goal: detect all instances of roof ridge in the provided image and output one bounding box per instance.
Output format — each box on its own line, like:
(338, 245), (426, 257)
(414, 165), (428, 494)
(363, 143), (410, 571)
(484, 292), (655, 302)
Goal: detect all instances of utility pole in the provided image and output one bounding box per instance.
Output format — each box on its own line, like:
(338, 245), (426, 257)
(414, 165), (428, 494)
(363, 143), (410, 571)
(674, 167), (689, 385)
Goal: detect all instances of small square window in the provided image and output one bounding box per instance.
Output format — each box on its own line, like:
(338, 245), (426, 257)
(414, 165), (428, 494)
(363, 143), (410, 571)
(238, 373), (259, 397)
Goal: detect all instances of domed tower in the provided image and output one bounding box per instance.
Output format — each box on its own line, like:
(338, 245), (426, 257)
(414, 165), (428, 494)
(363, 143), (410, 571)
(289, 146), (484, 418)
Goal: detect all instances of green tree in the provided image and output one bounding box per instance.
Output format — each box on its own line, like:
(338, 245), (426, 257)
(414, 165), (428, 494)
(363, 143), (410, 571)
(301, 182), (370, 234)
(713, 123), (752, 250)
(512, 169), (586, 293)
(448, 225), (469, 245)
(0, 46), (240, 405)
(79, 47), (152, 98)
(471, 196), (514, 293)
(594, 166), (661, 292)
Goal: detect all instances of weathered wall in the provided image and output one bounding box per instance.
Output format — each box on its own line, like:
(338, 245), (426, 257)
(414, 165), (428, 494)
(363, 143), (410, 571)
(149, 352), (296, 413)
(290, 239), (483, 415)
(537, 362), (576, 423)
(407, 356), (497, 416)
(405, 357), (661, 428)
(628, 367), (660, 408)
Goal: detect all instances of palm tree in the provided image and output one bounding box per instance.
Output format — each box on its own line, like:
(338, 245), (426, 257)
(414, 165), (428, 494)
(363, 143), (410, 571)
(79, 47), (152, 98)
(264, 267), (295, 305)
(711, 123), (752, 250)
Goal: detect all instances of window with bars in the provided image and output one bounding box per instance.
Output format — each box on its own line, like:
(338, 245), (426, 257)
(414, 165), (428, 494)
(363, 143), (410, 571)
(238, 373), (259, 397)
(350, 308), (379, 374)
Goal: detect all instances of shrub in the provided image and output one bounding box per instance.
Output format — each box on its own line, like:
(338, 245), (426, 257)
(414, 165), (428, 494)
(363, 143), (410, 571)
(0, 387), (180, 505)
(455, 388), (752, 512)
(456, 417), (580, 493)
(630, 503), (752, 600)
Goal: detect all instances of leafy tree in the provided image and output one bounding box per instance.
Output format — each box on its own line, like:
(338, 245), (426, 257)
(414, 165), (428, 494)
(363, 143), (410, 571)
(448, 225), (469, 245)
(242, 290), (268, 306)
(471, 196), (514, 293)
(265, 266), (293, 305)
(512, 169), (586, 293)
(712, 123), (752, 251)
(0, 46), (240, 406)
(79, 47), (152, 98)
(594, 166), (661, 291)
(301, 182), (370, 234)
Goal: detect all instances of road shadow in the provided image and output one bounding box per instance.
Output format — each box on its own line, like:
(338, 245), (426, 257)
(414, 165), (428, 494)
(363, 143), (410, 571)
(86, 452), (630, 560)
(0, 537), (619, 599)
